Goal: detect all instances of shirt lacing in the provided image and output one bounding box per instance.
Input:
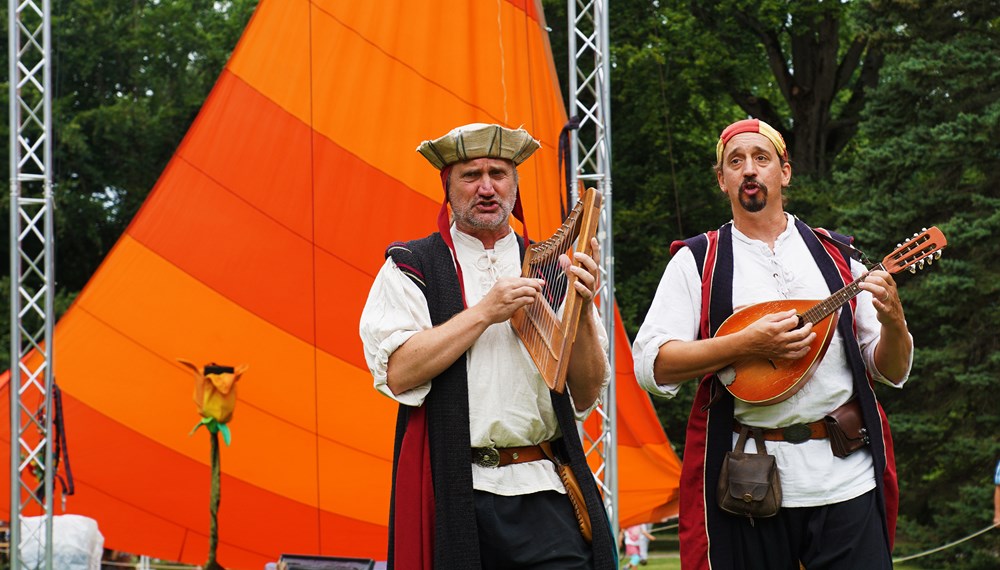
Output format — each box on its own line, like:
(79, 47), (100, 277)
(476, 250), (507, 289)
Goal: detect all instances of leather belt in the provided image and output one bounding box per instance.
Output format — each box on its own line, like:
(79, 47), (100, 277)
(471, 442), (554, 468)
(733, 419), (828, 444)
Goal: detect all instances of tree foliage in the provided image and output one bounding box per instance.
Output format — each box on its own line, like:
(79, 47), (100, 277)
(50, 0), (258, 292)
(691, 0), (884, 177)
(1, 0), (257, 371)
(834, 2), (1000, 566)
(543, 0), (1000, 566)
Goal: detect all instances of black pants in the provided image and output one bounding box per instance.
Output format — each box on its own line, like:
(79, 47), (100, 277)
(475, 490), (593, 570)
(733, 489), (892, 570)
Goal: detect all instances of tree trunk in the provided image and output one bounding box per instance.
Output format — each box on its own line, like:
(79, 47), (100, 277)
(698, 3), (883, 177)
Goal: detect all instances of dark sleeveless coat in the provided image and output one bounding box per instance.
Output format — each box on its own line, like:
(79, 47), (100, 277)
(384, 232), (617, 569)
(669, 219), (898, 570)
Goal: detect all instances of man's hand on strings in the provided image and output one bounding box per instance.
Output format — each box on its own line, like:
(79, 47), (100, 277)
(559, 237), (601, 304)
(741, 309), (815, 361)
(477, 277), (544, 324)
(859, 269), (906, 329)
(561, 237), (607, 411)
(386, 276), (541, 394)
(861, 269), (912, 384)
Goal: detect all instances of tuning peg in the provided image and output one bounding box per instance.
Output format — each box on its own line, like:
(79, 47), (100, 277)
(922, 227), (927, 232)
(926, 257), (933, 265)
(913, 232), (919, 237)
(909, 266), (917, 274)
(935, 251), (942, 259)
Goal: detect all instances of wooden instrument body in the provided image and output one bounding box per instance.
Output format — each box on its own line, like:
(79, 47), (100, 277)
(714, 300), (838, 405)
(510, 188), (602, 393)
(711, 225), (947, 405)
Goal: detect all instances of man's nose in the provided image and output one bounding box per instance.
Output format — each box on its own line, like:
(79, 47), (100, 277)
(477, 174), (494, 192)
(741, 159), (757, 175)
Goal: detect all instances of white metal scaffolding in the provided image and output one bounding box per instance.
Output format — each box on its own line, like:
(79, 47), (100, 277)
(567, 0), (616, 536)
(8, 0), (56, 568)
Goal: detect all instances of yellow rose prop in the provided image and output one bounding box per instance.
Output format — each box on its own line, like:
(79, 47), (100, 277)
(179, 359), (248, 445)
(179, 358), (248, 570)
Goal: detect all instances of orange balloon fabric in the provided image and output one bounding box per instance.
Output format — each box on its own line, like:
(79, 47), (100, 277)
(1, 1), (679, 567)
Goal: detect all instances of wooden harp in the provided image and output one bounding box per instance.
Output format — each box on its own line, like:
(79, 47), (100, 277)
(510, 187), (603, 393)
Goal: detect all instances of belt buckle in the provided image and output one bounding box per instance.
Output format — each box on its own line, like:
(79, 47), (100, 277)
(472, 445), (500, 468)
(782, 423), (811, 444)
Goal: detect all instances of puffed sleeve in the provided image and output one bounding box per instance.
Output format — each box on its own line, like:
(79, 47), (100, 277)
(851, 259), (913, 387)
(359, 258), (434, 406)
(631, 247), (703, 398)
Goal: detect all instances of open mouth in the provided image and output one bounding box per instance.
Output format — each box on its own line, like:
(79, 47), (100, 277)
(740, 180), (761, 196)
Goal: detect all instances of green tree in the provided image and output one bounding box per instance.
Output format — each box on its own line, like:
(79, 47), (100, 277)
(587, 0), (883, 452)
(51, 0), (258, 291)
(548, 2), (1000, 565)
(2, 1), (257, 370)
(691, 0), (883, 178)
(835, 2), (1000, 567)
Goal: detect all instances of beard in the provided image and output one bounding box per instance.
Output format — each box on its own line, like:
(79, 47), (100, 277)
(453, 194), (516, 232)
(738, 177), (769, 213)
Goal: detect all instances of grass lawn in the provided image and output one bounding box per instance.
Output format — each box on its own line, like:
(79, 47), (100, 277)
(619, 553), (679, 569)
(634, 526), (935, 569)
(620, 553), (930, 569)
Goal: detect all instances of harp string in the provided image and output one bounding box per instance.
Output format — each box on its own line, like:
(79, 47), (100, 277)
(523, 222), (578, 358)
(510, 186), (601, 392)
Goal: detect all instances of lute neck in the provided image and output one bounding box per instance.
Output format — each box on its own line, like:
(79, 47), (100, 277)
(800, 263), (884, 325)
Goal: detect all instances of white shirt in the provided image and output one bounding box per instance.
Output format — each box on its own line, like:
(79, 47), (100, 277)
(360, 225), (611, 496)
(632, 214), (912, 507)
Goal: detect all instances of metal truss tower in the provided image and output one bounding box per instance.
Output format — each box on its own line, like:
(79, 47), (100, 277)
(9, 0), (56, 567)
(567, 0), (617, 536)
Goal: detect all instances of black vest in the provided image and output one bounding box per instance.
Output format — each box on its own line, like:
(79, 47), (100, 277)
(675, 219), (894, 568)
(386, 232), (617, 569)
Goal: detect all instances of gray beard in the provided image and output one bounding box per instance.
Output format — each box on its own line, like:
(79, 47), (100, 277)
(462, 208), (512, 231)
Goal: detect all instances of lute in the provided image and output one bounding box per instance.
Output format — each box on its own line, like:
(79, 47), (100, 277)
(714, 226), (947, 405)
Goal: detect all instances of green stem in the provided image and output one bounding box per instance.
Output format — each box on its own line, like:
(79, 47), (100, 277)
(206, 429), (224, 570)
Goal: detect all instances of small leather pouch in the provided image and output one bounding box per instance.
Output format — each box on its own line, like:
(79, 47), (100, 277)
(540, 442), (592, 543)
(824, 398), (869, 458)
(717, 426), (782, 520)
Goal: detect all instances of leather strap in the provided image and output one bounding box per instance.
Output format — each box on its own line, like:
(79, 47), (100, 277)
(811, 227), (867, 263)
(471, 443), (553, 468)
(733, 419), (828, 443)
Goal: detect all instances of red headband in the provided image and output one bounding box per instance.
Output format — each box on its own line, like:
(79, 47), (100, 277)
(716, 119), (788, 163)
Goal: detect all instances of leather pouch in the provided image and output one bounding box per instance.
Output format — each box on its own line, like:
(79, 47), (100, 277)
(541, 443), (592, 543)
(717, 426), (782, 520)
(824, 398), (869, 458)
(556, 462), (592, 543)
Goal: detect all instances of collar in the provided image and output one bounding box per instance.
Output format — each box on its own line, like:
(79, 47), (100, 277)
(451, 225), (518, 254)
(730, 213), (795, 249)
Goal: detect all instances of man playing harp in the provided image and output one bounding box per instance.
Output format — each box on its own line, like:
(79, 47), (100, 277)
(360, 123), (616, 569)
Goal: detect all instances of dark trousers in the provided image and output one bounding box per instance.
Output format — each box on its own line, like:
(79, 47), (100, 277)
(475, 490), (593, 570)
(733, 489), (892, 570)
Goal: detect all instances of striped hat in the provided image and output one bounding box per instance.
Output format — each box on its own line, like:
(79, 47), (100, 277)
(417, 123), (540, 170)
(716, 119), (788, 163)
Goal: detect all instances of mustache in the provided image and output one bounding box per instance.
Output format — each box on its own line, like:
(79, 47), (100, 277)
(739, 177), (768, 193)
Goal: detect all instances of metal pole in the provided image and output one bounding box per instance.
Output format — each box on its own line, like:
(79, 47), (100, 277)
(597, 0), (617, 541)
(567, 0), (617, 539)
(9, 0), (56, 567)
